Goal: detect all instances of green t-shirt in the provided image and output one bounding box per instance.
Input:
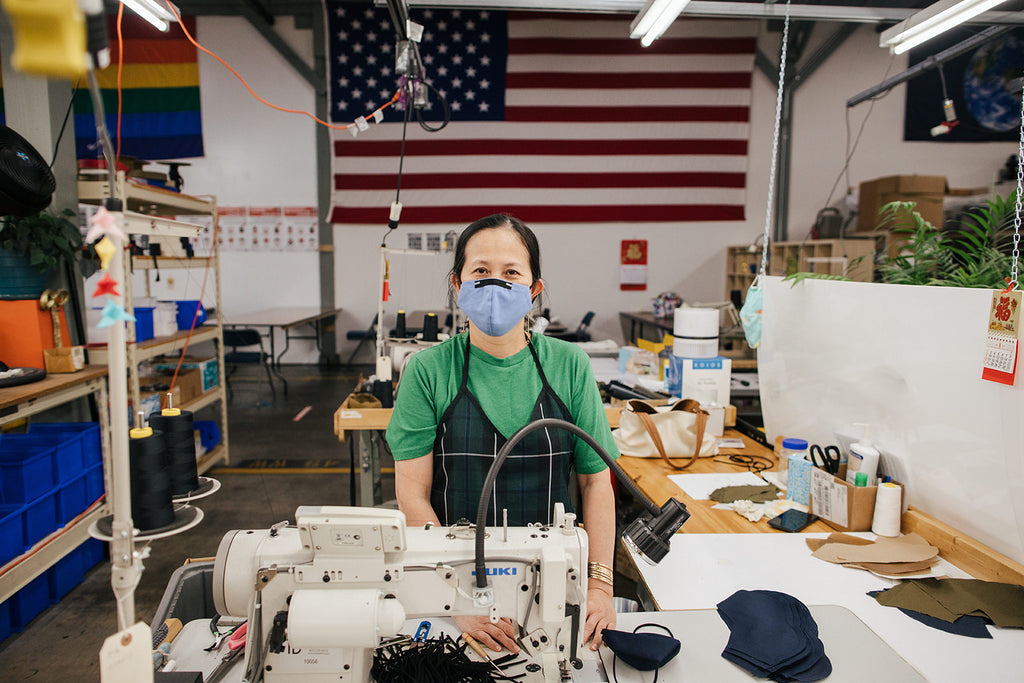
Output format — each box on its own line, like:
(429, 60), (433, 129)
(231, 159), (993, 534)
(386, 332), (618, 474)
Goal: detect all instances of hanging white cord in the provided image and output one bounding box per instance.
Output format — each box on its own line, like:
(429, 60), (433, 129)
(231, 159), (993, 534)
(756, 0), (792, 285)
(1010, 82), (1023, 291)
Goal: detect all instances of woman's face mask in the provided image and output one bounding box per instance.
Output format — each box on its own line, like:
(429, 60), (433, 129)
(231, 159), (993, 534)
(458, 278), (534, 337)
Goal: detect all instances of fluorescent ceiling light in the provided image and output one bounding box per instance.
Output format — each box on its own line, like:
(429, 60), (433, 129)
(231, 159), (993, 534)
(880, 0), (1011, 55)
(121, 0), (179, 32)
(630, 0), (691, 47)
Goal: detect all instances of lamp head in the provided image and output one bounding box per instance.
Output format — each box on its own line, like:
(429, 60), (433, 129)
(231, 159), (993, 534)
(622, 497), (690, 565)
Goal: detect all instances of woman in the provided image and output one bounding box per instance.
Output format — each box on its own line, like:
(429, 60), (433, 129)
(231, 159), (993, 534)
(386, 214), (618, 653)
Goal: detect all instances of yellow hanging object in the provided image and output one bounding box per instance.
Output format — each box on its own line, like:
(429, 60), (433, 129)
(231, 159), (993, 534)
(94, 236), (116, 271)
(1, 0), (88, 79)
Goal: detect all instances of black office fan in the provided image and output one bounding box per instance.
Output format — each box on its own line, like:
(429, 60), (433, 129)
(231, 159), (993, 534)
(0, 124), (55, 217)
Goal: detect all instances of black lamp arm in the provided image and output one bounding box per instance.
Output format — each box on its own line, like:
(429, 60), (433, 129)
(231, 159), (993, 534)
(474, 417), (662, 589)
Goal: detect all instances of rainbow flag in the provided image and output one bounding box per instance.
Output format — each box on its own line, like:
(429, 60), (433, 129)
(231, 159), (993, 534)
(73, 13), (203, 161)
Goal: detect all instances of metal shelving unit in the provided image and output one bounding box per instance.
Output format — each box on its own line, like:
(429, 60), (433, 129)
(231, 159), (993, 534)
(0, 367), (111, 603)
(79, 173), (228, 473)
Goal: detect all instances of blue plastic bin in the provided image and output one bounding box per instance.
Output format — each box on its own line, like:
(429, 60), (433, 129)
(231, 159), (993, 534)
(0, 505), (23, 566)
(57, 472), (88, 526)
(134, 306), (155, 341)
(22, 490), (58, 550)
(0, 597), (11, 644)
(2, 432), (84, 485)
(79, 537), (106, 571)
(84, 463), (105, 504)
(48, 548), (84, 602)
(0, 443), (56, 505)
(29, 422), (102, 468)
(194, 420), (221, 450)
(175, 300), (206, 330)
(10, 574), (49, 630)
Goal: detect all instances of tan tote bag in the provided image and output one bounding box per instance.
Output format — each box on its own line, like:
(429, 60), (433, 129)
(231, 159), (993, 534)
(613, 398), (719, 470)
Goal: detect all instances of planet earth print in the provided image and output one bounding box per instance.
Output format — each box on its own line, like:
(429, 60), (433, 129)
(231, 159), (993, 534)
(962, 35), (1024, 133)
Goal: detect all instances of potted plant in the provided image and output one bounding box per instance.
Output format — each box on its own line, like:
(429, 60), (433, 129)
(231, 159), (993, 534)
(0, 208), (97, 299)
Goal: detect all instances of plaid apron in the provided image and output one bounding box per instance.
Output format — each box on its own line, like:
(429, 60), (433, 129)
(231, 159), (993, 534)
(431, 336), (575, 527)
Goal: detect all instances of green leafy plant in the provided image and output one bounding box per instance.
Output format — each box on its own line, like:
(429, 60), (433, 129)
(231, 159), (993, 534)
(783, 192), (1020, 289)
(0, 208), (98, 277)
(877, 194), (1018, 289)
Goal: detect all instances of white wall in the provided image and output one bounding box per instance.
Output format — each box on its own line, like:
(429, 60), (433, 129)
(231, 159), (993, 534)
(177, 18), (1018, 361)
(171, 16), (322, 362)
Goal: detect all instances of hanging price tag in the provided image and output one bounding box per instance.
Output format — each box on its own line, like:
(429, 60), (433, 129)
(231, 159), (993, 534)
(982, 289), (1021, 386)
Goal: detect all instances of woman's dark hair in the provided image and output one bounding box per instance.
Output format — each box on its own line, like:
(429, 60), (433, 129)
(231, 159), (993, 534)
(449, 214), (542, 285)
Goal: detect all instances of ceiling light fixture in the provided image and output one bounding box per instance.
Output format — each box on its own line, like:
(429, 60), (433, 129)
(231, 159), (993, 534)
(879, 0), (1011, 55)
(630, 0), (691, 47)
(120, 0), (178, 32)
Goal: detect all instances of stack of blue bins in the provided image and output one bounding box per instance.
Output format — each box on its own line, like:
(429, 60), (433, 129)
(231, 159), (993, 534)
(0, 423), (107, 642)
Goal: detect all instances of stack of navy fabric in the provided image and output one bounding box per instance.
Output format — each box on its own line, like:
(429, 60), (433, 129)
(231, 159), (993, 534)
(717, 590), (832, 682)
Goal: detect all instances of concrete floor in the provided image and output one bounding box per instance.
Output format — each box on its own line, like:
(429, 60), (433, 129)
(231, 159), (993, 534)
(0, 364), (386, 682)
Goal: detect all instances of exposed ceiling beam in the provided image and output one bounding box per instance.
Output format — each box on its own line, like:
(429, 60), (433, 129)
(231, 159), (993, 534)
(395, 0), (1024, 25)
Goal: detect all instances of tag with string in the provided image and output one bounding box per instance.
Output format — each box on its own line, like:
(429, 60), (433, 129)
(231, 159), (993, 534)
(982, 288), (1020, 385)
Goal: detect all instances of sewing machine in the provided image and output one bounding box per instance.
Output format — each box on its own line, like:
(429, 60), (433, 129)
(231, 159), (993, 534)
(213, 504), (592, 682)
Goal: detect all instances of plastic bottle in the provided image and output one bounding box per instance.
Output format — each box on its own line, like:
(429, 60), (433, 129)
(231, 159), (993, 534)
(845, 425), (880, 486)
(777, 437), (808, 487)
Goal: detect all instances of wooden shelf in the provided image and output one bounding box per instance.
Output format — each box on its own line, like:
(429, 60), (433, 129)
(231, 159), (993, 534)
(197, 442), (227, 474)
(726, 238), (875, 305)
(85, 326), (221, 365)
(129, 256), (212, 270)
(79, 176), (214, 216)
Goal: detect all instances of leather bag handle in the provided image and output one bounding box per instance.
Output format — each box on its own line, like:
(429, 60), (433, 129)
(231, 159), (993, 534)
(633, 400), (709, 470)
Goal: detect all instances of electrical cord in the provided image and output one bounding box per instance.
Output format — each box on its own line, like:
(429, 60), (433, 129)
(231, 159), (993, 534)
(49, 79), (79, 168)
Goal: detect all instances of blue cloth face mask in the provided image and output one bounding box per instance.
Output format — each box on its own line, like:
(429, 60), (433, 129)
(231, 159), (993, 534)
(458, 278), (534, 337)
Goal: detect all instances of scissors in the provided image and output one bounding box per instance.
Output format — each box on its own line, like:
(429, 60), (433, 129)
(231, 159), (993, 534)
(810, 444), (841, 475)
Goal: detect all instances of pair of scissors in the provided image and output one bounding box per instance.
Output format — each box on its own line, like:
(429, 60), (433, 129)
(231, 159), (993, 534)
(810, 444), (841, 475)
(206, 622), (247, 683)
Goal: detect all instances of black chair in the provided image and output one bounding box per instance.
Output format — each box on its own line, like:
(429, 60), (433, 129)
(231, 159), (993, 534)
(222, 328), (277, 400)
(548, 311), (595, 342)
(345, 314), (378, 365)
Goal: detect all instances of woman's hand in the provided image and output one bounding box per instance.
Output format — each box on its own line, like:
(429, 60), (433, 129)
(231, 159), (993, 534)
(453, 614), (520, 653)
(585, 583), (616, 650)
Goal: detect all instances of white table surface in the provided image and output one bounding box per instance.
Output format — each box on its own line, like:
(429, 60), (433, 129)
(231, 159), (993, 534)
(628, 533), (1024, 683)
(600, 605), (926, 682)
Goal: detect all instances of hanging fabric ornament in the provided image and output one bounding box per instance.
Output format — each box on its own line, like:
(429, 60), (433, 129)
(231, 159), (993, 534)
(742, 0), (791, 349)
(85, 205), (127, 244)
(94, 236), (117, 271)
(97, 297), (136, 328)
(92, 272), (120, 297)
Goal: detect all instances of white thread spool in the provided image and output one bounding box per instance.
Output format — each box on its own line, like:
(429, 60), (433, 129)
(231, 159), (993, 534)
(673, 307), (719, 358)
(871, 482), (902, 537)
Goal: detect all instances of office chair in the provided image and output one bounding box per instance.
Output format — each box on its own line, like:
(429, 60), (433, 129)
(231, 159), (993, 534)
(345, 314), (378, 365)
(548, 311), (595, 343)
(222, 328), (277, 400)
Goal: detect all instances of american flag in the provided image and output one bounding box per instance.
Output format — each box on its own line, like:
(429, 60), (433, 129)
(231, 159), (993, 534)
(326, 2), (756, 225)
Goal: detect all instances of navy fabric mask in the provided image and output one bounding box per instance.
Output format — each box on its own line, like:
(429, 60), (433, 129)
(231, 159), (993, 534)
(602, 625), (680, 671)
(457, 278), (534, 337)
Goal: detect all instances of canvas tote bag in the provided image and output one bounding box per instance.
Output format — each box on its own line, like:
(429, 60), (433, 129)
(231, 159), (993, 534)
(613, 399), (718, 469)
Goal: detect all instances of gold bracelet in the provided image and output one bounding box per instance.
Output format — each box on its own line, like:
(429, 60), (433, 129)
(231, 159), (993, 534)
(587, 561), (614, 587)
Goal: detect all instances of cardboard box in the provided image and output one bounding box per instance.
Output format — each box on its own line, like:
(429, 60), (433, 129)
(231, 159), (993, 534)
(665, 355), (731, 406)
(152, 356), (219, 395)
(810, 467), (877, 532)
(857, 175), (947, 232)
(143, 369), (202, 406)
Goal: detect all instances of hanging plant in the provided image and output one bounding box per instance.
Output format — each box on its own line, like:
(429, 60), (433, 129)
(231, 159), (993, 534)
(0, 208), (99, 278)
(784, 192), (1021, 289)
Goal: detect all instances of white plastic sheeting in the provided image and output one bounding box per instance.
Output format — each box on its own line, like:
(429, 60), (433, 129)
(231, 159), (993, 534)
(758, 276), (1024, 565)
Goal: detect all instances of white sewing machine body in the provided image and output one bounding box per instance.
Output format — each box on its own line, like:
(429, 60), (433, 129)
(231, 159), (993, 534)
(213, 505), (592, 682)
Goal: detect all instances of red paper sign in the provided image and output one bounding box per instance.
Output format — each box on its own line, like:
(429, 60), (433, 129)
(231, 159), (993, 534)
(621, 240), (647, 291)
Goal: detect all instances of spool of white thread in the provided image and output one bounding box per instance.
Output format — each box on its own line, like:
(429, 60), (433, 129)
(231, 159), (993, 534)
(673, 307), (719, 358)
(871, 482), (902, 537)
